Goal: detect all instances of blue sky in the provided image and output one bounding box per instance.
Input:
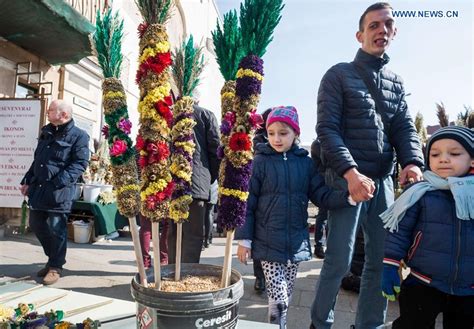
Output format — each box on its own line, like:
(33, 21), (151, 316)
(214, 0), (473, 144)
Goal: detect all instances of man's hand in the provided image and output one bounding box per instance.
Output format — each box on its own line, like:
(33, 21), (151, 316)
(237, 245), (251, 265)
(399, 164), (422, 186)
(344, 168), (375, 202)
(20, 184), (29, 196)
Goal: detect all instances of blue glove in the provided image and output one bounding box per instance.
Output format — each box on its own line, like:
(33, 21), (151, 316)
(381, 264), (400, 301)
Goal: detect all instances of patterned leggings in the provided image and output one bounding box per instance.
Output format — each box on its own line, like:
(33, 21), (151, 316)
(261, 260), (299, 326)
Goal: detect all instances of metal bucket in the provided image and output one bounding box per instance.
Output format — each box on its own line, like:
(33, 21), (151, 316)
(131, 263), (244, 329)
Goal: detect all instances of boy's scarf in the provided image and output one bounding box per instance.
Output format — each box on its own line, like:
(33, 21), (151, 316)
(381, 171), (474, 232)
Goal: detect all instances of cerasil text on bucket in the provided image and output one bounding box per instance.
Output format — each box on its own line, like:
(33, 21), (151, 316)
(194, 310), (232, 328)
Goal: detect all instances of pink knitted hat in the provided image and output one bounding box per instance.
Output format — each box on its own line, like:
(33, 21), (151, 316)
(266, 106), (300, 135)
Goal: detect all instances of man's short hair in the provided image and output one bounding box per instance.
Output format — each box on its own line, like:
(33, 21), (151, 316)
(359, 2), (393, 31)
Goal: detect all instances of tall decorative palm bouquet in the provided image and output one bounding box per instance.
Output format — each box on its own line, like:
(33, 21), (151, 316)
(135, 0), (174, 289)
(169, 34), (205, 280)
(214, 0), (284, 287)
(92, 8), (146, 285)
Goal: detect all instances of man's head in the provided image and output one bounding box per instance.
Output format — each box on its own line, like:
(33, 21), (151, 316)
(47, 100), (72, 126)
(356, 2), (396, 57)
(425, 126), (474, 178)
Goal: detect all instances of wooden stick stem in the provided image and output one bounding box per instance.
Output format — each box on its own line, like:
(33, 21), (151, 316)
(33, 292), (68, 309)
(64, 299), (113, 318)
(128, 217), (148, 286)
(175, 222), (183, 281)
(220, 229), (235, 288)
(0, 285), (42, 303)
(151, 222), (161, 290)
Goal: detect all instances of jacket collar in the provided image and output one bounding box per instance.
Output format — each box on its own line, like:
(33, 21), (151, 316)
(354, 48), (390, 71)
(43, 119), (74, 135)
(255, 143), (308, 157)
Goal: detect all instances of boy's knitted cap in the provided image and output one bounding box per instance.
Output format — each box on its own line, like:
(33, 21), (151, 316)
(266, 106), (300, 135)
(425, 126), (473, 169)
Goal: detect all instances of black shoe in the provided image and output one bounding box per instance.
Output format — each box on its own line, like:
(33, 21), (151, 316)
(341, 273), (361, 293)
(254, 277), (265, 292)
(309, 324), (316, 329)
(314, 245), (325, 259)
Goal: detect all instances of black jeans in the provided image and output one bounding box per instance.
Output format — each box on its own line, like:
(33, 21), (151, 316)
(168, 199), (206, 264)
(314, 208), (327, 247)
(29, 209), (68, 269)
(393, 279), (474, 329)
(203, 203), (214, 243)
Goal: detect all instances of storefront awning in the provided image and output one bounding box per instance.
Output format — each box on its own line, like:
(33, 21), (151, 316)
(0, 0), (95, 65)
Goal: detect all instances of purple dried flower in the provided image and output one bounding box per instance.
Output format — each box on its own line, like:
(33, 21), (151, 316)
(217, 145), (224, 159)
(239, 54), (264, 75)
(236, 77), (261, 99)
(117, 118), (132, 134)
(220, 120), (232, 135)
(217, 196), (247, 229)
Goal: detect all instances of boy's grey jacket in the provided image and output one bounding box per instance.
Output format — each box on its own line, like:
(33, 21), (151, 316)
(316, 49), (424, 178)
(235, 143), (351, 264)
(21, 119), (89, 213)
(385, 188), (474, 296)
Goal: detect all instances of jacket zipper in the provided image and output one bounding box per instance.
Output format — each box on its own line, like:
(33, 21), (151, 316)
(283, 152), (290, 261)
(375, 71), (384, 165)
(451, 211), (461, 294)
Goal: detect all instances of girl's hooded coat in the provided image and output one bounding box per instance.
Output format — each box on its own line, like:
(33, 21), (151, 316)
(235, 143), (351, 264)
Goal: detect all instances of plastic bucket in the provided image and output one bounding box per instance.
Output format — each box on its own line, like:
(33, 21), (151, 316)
(131, 264), (243, 329)
(100, 184), (113, 193)
(73, 221), (92, 243)
(83, 184), (101, 202)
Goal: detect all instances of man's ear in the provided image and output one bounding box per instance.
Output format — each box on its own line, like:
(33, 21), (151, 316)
(392, 26), (398, 39)
(356, 31), (363, 43)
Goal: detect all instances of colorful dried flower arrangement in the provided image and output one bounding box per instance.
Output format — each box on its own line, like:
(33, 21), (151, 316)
(92, 9), (140, 218)
(93, 8), (148, 286)
(213, 0), (284, 287)
(215, 0), (284, 231)
(135, 0), (174, 222)
(212, 10), (244, 227)
(169, 34), (204, 222)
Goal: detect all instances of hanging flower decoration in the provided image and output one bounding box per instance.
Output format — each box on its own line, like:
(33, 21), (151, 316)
(92, 8), (140, 218)
(216, 0), (284, 231)
(169, 35), (205, 222)
(135, 0), (174, 221)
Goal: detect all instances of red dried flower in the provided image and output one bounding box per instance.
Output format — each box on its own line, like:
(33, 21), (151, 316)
(136, 135), (145, 151)
(154, 181), (175, 202)
(137, 23), (149, 38)
(101, 125), (109, 138)
(138, 156), (147, 169)
(146, 141), (170, 164)
(136, 52), (172, 84)
(154, 100), (173, 127)
(229, 132), (252, 152)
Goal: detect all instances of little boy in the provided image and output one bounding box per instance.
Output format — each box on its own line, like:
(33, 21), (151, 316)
(380, 126), (474, 328)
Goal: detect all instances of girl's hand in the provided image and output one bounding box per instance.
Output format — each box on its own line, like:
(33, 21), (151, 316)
(237, 245), (251, 265)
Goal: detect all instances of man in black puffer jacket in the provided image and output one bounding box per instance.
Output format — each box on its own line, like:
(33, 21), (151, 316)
(168, 104), (220, 263)
(310, 3), (424, 329)
(20, 100), (89, 285)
